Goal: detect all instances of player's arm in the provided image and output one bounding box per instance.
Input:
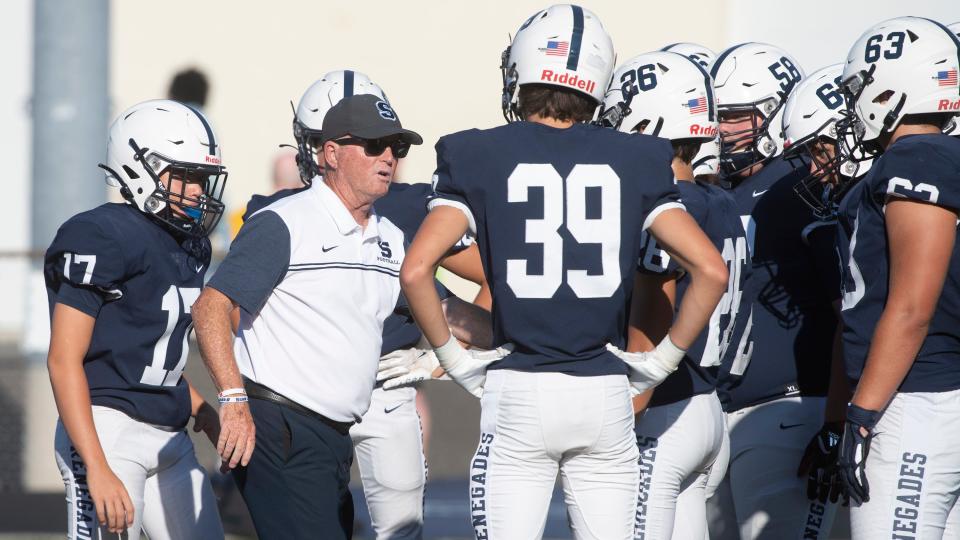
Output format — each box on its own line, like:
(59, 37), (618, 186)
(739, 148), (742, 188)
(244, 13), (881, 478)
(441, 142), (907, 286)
(401, 206), (467, 347)
(442, 295), (493, 350)
(627, 272), (676, 414)
(47, 303), (134, 533)
(192, 287), (254, 469)
(648, 208), (728, 349)
(186, 378), (219, 449)
(440, 243), (492, 309)
(852, 199), (957, 411)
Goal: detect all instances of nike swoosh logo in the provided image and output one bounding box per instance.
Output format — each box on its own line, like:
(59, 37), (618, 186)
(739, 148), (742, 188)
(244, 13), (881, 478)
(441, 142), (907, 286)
(195, 264), (204, 273)
(752, 189), (768, 198)
(779, 422), (804, 430)
(322, 245), (338, 252)
(384, 403), (403, 414)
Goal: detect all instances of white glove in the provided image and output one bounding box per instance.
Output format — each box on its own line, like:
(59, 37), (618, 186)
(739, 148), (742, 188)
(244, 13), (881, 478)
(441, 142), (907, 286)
(377, 348), (440, 390)
(606, 335), (686, 394)
(434, 335), (514, 398)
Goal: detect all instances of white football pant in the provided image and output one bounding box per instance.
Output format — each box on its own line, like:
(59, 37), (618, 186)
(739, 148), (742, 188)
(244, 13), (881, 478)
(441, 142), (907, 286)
(712, 396), (838, 540)
(849, 389), (960, 540)
(469, 369), (639, 540)
(634, 391), (725, 540)
(351, 384), (426, 540)
(55, 406), (223, 540)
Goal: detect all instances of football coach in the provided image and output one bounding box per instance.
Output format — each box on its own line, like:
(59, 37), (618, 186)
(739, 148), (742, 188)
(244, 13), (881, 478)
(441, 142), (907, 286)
(192, 94), (422, 539)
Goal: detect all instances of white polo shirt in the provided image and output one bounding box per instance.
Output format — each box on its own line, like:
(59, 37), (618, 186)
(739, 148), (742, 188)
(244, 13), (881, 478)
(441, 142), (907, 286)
(208, 180), (404, 422)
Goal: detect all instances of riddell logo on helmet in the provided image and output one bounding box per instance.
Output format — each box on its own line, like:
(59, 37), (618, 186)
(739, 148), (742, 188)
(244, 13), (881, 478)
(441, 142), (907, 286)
(204, 155), (221, 165)
(540, 70), (597, 95)
(689, 125), (718, 137)
(937, 98), (960, 111)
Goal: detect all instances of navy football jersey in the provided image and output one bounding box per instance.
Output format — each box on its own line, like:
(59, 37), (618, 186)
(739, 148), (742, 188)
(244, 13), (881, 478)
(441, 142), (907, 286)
(718, 156), (840, 411)
(638, 180), (751, 406)
(837, 134), (960, 393)
(44, 203), (211, 429)
(243, 181), (451, 355)
(431, 121), (681, 376)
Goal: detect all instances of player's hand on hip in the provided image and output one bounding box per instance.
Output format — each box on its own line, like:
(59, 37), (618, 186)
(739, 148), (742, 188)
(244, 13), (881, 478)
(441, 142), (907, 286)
(797, 421), (843, 503)
(434, 335), (513, 397)
(838, 404), (881, 505)
(217, 401), (256, 469)
(87, 465), (134, 533)
(192, 400), (221, 449)
(606, 335), (685, 393)
(378, 348), (440, 390)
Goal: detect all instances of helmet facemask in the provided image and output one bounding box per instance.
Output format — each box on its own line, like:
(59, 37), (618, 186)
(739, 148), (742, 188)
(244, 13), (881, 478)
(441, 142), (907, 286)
(718, 95), (783, 177)
(123, 138), (227, 238)
(291, 102), (322, 184)
(501, 46), (521, 123)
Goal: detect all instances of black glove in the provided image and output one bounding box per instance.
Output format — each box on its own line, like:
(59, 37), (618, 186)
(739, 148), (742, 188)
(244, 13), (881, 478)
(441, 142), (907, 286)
(797, 421), (843, 503)
(837, 404), (882, 505)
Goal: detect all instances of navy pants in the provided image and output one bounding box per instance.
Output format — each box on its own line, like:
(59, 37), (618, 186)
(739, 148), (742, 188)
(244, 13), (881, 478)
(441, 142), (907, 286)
(233, 399), (354, 539)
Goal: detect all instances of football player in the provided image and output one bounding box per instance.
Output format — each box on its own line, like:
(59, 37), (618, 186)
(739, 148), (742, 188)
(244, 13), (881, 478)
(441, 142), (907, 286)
(661, 43), (722, 182)
(708, 43), (841, 540)
(600, 51), (750, 539)
(832, 17), (960, 538)
(46, 100), (226, 538)
(241, 70), (491, 540)
(400, 5), (729, 539)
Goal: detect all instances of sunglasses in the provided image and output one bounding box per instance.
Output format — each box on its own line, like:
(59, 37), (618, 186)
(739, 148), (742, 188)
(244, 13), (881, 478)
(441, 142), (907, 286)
(334, 136), (410, 159)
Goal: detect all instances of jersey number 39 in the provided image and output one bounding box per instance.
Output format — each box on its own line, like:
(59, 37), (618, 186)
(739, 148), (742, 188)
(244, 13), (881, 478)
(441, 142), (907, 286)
(506, 164), (621, 299)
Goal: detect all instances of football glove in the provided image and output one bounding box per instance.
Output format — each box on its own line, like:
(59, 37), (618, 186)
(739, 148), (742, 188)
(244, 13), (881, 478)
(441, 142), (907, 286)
(838, 404), (881, 505)
(606, 335), (686, 393)
(797, 421), (843, 503)
(376, 348), (439, 390)
(433, 335), (513, 398)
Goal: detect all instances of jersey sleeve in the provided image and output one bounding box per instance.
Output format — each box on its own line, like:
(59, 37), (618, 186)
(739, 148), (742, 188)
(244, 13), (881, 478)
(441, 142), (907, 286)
(640, 140), (685, 231)
(207, 210), (291, 315)
(878, 141), (960, 211)
(44, 217), (128, 317)
(427, 135), (478, 236)
(637, 181), (703, 276)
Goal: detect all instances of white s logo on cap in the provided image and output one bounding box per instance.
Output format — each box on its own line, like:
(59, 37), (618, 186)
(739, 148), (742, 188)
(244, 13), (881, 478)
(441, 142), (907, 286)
(376, 101), (397, 121)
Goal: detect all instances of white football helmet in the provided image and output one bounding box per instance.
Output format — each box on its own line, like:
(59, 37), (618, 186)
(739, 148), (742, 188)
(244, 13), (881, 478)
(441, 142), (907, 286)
(782, 64), (873, 218)
(660, 42), (716, 71)
(501, 4), (615, 122)
(711, 43), (805, 176)
(600, 51), (717, 144)
(100, 99), (226, 238)
(292, 70), (388, 182)
(943, 21), (960, 136)
(841, 17), (960, 148)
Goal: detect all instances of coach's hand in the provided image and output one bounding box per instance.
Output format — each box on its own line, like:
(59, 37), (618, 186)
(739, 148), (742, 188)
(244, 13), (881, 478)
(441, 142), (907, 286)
(838, 404), (881, 505)
(797, 422), (843, 503)
(434, 335), (513, 397)
(218, 401), (256, 469)
(378, 348), (440, 390)
(87, 464), (134, 533)
(607, 335), (686, 394)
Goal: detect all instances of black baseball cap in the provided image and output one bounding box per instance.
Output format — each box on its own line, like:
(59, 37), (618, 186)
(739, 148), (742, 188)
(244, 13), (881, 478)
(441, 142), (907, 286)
(321, 94), (423, 145)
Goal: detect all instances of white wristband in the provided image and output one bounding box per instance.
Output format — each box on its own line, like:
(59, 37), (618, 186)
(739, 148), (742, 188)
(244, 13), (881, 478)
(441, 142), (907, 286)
(218, 388), (246, 398)
(218, 395), (249, 404)
(656, 335), (686, 366)
(434, 334), (463, 367)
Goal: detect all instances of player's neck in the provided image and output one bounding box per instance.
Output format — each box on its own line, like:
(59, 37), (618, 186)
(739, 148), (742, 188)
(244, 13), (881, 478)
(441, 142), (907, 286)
(322, 175), (373, 228)
(672, 159), (694, 183)
(884, 123), (942, 150)
(525, 114), (576, 129)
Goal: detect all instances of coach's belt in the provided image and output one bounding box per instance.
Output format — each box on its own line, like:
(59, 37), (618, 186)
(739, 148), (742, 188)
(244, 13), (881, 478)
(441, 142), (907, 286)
(242, 378), (354, 436)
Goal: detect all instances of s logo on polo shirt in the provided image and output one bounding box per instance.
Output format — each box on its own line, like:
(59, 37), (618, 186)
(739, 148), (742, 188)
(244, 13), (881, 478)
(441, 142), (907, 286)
(377, 241), (400, 265)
